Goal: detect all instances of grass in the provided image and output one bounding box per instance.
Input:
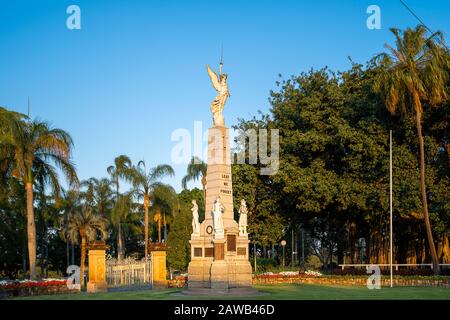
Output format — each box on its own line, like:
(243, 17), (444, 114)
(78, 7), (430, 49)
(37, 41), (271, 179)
(16, 284), (450, 300)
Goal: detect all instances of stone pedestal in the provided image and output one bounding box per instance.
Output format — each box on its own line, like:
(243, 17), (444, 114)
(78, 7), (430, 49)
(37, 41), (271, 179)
(187, 125), (253, 290)
(150, 243), (167, 288)
(87, 241), (108, 293)
(210, 238), (227, 289)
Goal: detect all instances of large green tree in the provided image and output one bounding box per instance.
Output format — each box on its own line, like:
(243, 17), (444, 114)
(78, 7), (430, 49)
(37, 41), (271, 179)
(232, 114), (284, 256)
(167, 188), (203, 271)
(235, 49), (449, 269)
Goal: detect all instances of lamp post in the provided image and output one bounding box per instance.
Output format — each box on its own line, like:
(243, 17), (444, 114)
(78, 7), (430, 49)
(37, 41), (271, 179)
(281, 240), (287, 268)
(389, 130), (393, 288)
(253, 242), (257, 274)
(301, 229), (305, 264)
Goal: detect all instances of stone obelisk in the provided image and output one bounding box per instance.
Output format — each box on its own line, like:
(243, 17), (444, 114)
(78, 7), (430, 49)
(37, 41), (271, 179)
(187, 63), (252, 290)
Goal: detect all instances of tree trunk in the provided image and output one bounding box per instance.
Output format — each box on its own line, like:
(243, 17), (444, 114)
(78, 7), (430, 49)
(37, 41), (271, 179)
(71, 243), (75, 265)
(144, 195), (149, 260)
(437, 235), (450, 263)
(80, 235), (86, 288)
(116, 179), (123, 260)
(414, 99), (440, 274)
(66, 238), (70, 269)
(40, 220), (45, 277)
(45, 238), (48, 278)
(201, 175), (207, 204)
(22, 240), (27, 273)
(164, 213), (167, 242)
(329, 241), (333, 272)
(65, 213), (70, 268)
(348, 222), (357, 264)
(158, 208), (162, 243)
(117, 222), (124, 260)
(25, 182), (37, 279)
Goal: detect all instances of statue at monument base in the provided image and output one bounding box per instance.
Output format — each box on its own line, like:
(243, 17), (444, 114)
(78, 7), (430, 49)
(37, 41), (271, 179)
(191, 200), (200, 237)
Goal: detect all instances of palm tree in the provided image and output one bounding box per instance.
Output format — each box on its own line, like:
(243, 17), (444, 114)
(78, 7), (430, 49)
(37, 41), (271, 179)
(0, 107), (24, 144)
(80, 177), (114, 217)
(58, 189), (80, 269)
(2, 118), (78, 279)
(80, 177), (98, 207)
(374, 25), (450, 274)
(131, 161), (174, 258)
(182, 156), (207, 202)
(107, 155), (133, 260)
(64, 205), (108, 288)
(150, 184), (176, 243)
(109, 190), (142, 257)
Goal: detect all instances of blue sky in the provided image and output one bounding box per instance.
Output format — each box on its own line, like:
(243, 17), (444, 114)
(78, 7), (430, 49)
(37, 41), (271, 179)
(1, 0), (449, 192)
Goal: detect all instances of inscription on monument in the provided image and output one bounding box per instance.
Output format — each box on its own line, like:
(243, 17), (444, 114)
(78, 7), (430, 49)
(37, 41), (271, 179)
(214, 243), (224, 260)
(227, 235), (236, 252)
(194, 248), (202, 257)
(205, 247), (214, 257)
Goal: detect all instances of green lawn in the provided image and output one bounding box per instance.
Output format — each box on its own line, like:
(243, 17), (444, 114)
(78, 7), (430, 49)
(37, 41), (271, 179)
(16, 284), (450, 300)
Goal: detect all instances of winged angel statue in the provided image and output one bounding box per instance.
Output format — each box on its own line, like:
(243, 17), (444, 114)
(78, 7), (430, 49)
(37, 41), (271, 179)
(206, 63), (230, 126)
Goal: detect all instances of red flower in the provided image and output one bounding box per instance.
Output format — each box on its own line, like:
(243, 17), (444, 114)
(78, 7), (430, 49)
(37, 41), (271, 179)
(0, 280), (67, 290)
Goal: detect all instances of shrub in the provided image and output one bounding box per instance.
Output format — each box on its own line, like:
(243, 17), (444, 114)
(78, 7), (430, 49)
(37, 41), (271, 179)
(305, 255), (322, 270)
(253, 258), (278, 273)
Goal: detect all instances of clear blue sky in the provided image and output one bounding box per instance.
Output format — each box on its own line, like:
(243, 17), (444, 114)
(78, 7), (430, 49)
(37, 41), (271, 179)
(1, 0), (449, 192)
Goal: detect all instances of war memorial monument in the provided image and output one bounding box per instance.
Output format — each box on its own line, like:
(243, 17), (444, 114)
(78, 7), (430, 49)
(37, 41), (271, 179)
(186, 63), (253, 291)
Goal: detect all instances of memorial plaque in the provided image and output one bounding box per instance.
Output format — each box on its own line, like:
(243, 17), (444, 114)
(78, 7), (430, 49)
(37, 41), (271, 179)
(227, 234), (236, 252)
(205, 247), (214, 257)
(237, 247), (246, 256)
(194, 248), (202, 257)
(214, 243), (224, 260)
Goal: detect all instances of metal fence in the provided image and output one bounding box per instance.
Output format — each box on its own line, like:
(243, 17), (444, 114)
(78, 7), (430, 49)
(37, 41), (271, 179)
(338, 263), (450, 270)
(106, 257), (152, 288)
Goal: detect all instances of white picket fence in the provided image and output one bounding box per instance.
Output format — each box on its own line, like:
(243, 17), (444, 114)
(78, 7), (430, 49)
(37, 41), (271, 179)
(106, 257), (152, 288)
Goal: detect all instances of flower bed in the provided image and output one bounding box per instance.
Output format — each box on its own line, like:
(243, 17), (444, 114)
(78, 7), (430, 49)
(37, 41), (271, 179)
(165, 272), (449, 288)
(256, 270), (322, 279)
(0, 279), (80, 298)
(168, 276), (188, 288)
(253, 274), (450, 287)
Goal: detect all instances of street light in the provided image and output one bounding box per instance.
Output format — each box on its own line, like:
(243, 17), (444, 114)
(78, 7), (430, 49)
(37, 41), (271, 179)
(281, 240), (287, 267)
